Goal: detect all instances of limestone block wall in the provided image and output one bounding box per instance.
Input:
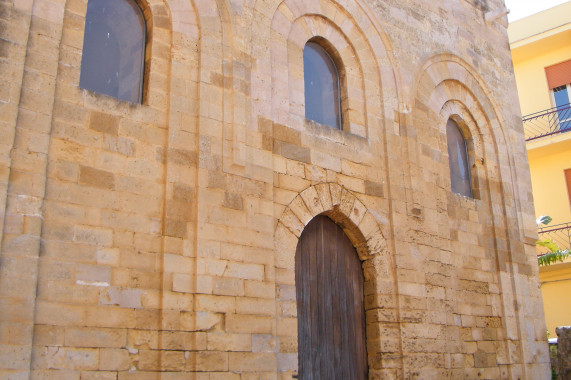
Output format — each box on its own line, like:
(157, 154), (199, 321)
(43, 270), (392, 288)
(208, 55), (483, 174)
(0, 0), (550, 379)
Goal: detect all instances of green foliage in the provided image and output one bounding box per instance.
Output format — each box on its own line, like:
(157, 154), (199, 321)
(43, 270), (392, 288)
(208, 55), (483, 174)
(537, 238), (561, 254)
(538, 249), (571, 267)
(536, 215), (570, 267)
(549, 344), (558, 380)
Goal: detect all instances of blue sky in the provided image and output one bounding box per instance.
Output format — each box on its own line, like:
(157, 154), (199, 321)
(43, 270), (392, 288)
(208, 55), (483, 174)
(504, 0), (570, 22)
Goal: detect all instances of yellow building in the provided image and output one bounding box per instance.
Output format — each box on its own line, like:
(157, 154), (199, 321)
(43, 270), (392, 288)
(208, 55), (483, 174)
(509, 1), (571, 337)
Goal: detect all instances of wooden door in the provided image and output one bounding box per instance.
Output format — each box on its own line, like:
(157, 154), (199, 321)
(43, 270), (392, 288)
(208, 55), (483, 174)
(295, 215), (368, 379)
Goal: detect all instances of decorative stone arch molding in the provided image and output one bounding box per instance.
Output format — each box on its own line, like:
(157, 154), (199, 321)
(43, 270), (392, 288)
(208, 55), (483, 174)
(275, 183), (401, 375)
(276, 183), (389, 261)
(412, 55), (511, 176)
(410, 55), (521, 208)
(269, 0), (399, 144)
(286, 16), (367, 136)
(439, 99), (486, 199)
(411, 54), (533, 379)
(432, 81), (497, 204)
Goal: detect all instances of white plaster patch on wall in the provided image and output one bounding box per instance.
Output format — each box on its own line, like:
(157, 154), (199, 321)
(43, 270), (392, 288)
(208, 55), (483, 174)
(16, 195), (43, 216)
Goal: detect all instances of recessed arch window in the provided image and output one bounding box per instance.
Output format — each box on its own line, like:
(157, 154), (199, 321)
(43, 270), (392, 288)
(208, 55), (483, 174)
(446, 119), (473, 198)
(80, 0), (146, 103)
(303, 42), (342, 129)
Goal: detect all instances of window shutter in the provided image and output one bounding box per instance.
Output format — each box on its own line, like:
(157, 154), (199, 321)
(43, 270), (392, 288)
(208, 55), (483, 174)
(566, 169), (571, 207)
(545, 60), (571, 90)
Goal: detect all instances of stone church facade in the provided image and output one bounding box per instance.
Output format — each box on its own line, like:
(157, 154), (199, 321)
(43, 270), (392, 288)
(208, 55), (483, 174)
(0, 0), (551, 378)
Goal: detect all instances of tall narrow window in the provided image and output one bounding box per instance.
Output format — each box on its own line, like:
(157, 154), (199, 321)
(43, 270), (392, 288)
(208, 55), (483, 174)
(303, 42), (342, 129)
(446, 119), (473, 198)
(546, 60), (571, 133)
(565, 169), (571, 208)
(552, 85), (571, 132)
(80, 0), (146, 103)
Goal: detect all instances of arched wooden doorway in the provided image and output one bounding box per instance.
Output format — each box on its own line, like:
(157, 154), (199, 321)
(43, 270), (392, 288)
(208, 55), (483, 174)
(295, 215), (368, 379)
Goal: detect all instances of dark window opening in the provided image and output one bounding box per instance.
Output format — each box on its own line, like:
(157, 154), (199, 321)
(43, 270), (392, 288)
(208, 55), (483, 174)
(447, 119), (473, 198)
(80, 0), (146, 103)
(553, 85), (571, 132)
(303, 42), (342, 129)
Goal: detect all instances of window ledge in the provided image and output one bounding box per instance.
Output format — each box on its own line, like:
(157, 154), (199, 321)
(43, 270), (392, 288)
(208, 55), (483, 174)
(304, 119), (368, 148)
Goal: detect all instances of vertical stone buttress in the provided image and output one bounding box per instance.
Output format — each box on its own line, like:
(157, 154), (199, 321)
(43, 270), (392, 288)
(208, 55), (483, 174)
(0, 0), (65, 377)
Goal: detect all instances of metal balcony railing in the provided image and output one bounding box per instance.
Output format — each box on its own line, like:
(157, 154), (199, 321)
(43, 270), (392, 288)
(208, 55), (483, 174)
(537, 222), (571, 256)
(523, 103), (571, 141)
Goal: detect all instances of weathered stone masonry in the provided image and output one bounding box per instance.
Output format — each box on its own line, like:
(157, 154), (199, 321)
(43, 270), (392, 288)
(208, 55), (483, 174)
(0, 0), (550, 378)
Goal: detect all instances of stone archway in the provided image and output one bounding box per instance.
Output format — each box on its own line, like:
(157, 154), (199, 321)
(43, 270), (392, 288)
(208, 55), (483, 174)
(274, 183), (400, 377)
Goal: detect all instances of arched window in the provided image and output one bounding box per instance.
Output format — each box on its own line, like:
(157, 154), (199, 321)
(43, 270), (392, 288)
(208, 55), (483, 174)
(303, 42), (342, 129)
(80, 0), (146, 103)
(446, 119), (473, 197)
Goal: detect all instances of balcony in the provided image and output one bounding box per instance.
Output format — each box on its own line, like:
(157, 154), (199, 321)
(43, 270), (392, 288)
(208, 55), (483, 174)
(523, 103), (571, 141)
(537, 222), (571, 255)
